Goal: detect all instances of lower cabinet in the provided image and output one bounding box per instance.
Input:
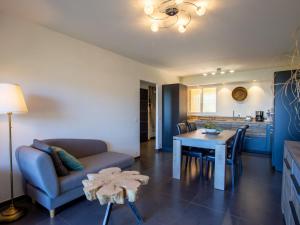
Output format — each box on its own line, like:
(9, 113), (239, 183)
(244, 136), (269, 153)
(282, 142), (300, 225)
(244, 124), (272, 154)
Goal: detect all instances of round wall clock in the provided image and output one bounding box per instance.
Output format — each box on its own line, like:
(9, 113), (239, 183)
(232, 87), (248, 101)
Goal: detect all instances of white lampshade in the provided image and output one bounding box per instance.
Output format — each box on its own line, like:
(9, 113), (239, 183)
(0, 83), (28, 114)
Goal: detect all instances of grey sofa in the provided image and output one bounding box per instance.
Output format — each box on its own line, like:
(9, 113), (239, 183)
(15, 139), (134, 217)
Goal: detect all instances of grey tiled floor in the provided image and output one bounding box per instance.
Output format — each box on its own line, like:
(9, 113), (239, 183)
(7, 140), (284, 225)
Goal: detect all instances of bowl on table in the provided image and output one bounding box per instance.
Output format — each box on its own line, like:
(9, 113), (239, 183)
(203, 128), (221, 135)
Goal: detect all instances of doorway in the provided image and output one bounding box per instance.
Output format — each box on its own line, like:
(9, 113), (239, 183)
(140, 81), (156, 153)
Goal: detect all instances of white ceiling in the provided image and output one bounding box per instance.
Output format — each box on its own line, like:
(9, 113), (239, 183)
(1, 0), (300, 76)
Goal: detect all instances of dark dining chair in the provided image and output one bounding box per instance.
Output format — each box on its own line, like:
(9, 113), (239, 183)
(237, 125), (249, 175)
(204, 128), (244, 189)
(186, 121), (197, 132)
(177, 122), (206, 173)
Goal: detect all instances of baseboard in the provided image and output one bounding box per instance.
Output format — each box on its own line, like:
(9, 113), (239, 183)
(0, 195), (28, 208)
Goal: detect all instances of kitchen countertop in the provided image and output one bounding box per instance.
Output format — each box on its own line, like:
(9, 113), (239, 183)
(189, 117), (272, 137)
(285, 141), (300, 170)
(188, 116), (272, 125)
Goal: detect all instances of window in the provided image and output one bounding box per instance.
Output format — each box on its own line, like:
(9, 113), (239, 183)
(188, 87), (217, 114)
(202, 87), (217, 113)
(188, 88), (202, 113)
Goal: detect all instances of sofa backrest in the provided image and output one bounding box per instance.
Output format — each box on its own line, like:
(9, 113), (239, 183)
(42, 139), (107, 158)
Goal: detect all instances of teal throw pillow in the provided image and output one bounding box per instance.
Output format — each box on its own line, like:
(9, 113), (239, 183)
(52, 146), (84, 171)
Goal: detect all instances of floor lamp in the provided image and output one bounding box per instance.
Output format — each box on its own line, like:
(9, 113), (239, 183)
(0, 83), (28, 223)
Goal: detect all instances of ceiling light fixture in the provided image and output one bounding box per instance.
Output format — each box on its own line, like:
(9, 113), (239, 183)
(144, 0), (210, 33)
(200, 68), (236, 77)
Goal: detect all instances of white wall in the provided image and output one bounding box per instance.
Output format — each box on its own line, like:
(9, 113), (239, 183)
(201, 81), (274, 117)
(0, 14), (178, 202)
(180, 68), (288, 117)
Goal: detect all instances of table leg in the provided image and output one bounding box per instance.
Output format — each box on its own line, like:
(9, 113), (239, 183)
(128, 201), (143, 224)
(102, 202), (113, 225)
(214, 144), (226, 190)
(173, 139), (182, 179)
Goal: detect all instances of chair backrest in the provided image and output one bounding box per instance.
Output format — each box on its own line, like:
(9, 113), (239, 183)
(177, 123), (188, 134)
(229, 128), (244, 163)
(238, 125), (249, 154)
(187, 121), (197, 132)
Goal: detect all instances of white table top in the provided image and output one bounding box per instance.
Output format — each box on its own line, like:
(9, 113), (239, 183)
(174, 129), (236, 145)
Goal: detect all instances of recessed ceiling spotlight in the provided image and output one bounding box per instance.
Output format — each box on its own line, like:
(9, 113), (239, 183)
(211, 72), (216, 75)
(203, 73), (208, 76)
(220, 71), (226, 74)
(229, 70), (235, 73)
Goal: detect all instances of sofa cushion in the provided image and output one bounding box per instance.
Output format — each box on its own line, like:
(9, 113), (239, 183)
(32, 139), (69, 176)
(53, 146), (84, 171)
(58, 152), (134, 193)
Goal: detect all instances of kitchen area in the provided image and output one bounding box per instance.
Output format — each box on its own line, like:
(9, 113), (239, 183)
(162, 69), (300, 173)
(188, 114), (273, 154)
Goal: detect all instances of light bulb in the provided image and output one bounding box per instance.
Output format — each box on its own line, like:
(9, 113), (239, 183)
(175, 0), (184, 4)
(177, 19), (185, 26)
(229, 70), (235, 73)
(211, 72), (216, 75)
(196, 6), (206, 16)
(203, 73), (208, 76)
(177, 15), (188, 26)
(151, 23), (159, 32)
(144, 4), (154, 15)
(220, 71), (225, 74)
(178, 25), (186, 33)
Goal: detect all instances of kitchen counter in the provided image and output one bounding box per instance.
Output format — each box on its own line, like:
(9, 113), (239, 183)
(285, 141), (300, 170)
(189, 117), (272, 137)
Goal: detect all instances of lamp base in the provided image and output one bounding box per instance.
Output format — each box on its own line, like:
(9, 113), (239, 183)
(0, 204), (25, 223)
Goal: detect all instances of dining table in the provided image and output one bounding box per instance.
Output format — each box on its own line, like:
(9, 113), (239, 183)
(172, 129), (236, 191)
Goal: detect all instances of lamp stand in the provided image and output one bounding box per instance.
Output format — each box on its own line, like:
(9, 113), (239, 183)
(0, 112), (25, 223)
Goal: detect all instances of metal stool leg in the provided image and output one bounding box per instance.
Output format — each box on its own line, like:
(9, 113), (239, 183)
(103, 202), (113, 225)
(128, 201), (143, 224)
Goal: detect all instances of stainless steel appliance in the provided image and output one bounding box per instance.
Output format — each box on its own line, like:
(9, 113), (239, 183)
(255, 111), (264, 122)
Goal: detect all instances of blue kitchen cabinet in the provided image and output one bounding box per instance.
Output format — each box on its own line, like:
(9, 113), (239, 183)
(272, 70), (300, 171)
(244, 124), (272, 154)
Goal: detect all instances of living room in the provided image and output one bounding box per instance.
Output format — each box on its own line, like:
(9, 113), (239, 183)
(0, 1), (300, 225)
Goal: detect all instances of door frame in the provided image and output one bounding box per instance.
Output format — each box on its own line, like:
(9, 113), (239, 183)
(139, 81), (161, 152)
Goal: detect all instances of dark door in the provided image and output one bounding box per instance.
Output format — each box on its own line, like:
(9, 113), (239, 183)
(140, 88), (148, 143)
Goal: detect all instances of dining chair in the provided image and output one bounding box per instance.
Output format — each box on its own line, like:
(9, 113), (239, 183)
(237, 125), (249, 175)
(204, 128), (244, 189)
(177, 123), (206, 173)
(186, 121), (197, 132)
(177, 123), (192, 168)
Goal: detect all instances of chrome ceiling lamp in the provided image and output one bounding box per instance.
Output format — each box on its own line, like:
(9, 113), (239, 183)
(144, 0), (209, 33)
(201, 68), (236, 77)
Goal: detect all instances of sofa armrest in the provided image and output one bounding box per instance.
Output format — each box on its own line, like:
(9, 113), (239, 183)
(15, 146), (59, 198)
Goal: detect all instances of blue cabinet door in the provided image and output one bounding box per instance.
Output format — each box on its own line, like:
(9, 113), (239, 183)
(244, 136), (269, 154)
(273, 71), (300, 171)
(244, 124), (272, 154)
